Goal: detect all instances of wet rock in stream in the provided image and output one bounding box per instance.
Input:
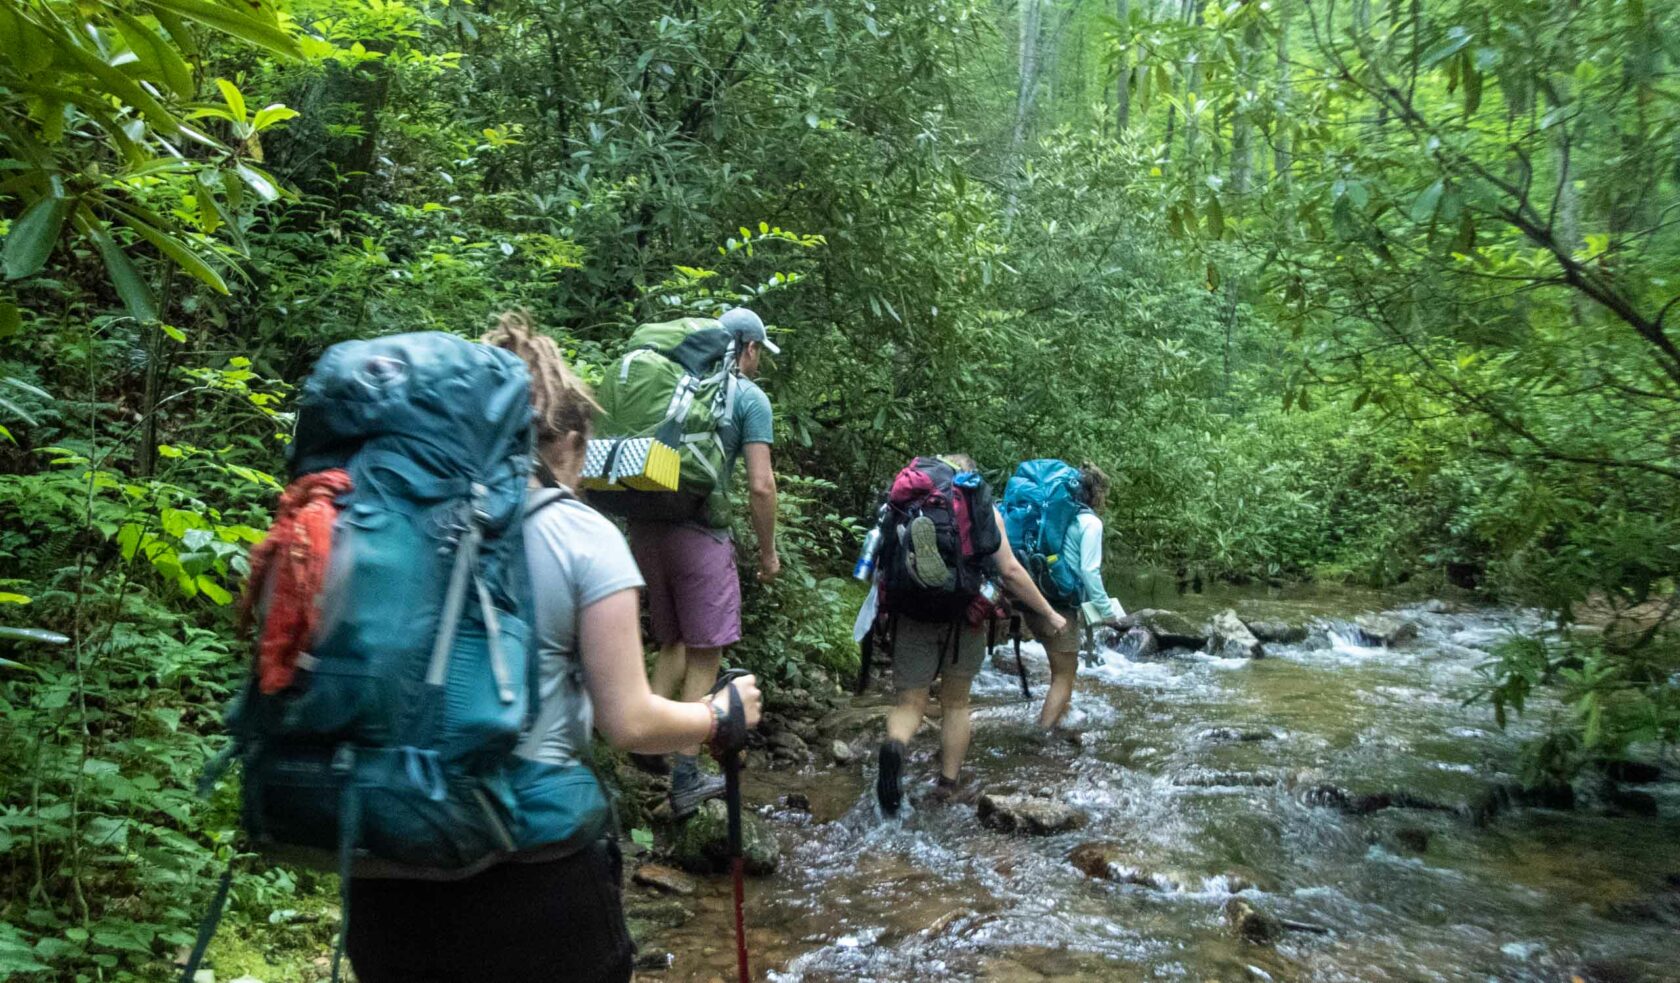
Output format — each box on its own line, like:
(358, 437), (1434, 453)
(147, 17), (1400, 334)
(1113, 625), (1159, 659)
(1244, 619), (1308, 644)
(632, 863), (698, 896)
(1224, 898), (1281, 945)
(1208, 609), (1266, 659)
(1195, 726), (1277, 744)
(665, 798), (780, 876)
(977, 792), (1083, 834)
(1117, 609), (1208, 650)
(1351, 614), (1420, 647)
(989, 643), (1050, 682)
(1175, 768), (1281, 788)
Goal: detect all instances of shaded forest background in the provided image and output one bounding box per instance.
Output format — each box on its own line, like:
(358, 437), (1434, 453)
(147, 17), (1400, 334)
(1, 0), (1676, 976)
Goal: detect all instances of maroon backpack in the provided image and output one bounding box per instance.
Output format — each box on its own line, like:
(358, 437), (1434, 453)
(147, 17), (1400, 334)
(877, 456), (1000, 623)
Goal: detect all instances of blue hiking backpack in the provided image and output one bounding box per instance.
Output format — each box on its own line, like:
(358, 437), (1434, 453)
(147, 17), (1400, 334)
(1002, 459), (1088, 609)
(184, 333), (609, 982)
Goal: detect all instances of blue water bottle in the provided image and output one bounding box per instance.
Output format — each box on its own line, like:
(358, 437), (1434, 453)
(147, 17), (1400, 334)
(853, 507), (887, 580)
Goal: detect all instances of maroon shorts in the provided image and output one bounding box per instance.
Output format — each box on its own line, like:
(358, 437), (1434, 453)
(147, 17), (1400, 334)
(627, 521), (742, 649)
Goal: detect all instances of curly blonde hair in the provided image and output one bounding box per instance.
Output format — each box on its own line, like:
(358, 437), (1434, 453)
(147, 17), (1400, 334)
(480, 310), (598, 445)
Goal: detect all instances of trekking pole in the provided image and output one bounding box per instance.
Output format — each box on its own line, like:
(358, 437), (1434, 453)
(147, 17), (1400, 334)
(1010, 615), (1031, 700)
(707, 668), (753, 983)
(856, 624), (874, 695)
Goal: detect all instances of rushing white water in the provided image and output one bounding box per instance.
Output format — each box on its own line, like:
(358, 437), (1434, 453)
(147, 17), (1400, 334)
(643, 592), (1679, 982)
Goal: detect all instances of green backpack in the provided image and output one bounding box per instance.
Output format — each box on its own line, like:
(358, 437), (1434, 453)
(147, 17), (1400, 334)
(594, 317), (738, 525)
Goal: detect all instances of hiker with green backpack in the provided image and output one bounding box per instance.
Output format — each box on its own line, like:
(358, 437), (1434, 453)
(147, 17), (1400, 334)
(867, 454), (1067, 814)
(1002, 460), (1123, 733)
(591, 307), (780, 817)
(186, 315), (761, 983)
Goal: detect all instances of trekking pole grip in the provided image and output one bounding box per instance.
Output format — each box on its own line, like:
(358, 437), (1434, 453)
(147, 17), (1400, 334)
(705, 668), (752, 760)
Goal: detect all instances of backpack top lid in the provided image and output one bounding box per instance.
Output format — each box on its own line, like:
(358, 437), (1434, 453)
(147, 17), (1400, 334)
(288, 332), (535, 482)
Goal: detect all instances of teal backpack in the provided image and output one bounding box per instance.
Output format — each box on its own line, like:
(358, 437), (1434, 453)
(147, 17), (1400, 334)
(1002, 459), (1088, 609)
(183, 333), (609, 982)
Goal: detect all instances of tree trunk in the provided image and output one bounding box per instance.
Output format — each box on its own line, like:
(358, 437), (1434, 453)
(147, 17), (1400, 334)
(1273, 0), (1291, 191)
(1228, 16), (1261, 198)
(1115, 0), (1131, 131)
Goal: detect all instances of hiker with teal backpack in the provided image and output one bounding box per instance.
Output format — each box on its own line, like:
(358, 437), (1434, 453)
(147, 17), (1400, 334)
(867, 454), (1067, 814)
(185, 314), (760, 983)
(592, 307), (780, 817)
(1003, 460), (1122, 733)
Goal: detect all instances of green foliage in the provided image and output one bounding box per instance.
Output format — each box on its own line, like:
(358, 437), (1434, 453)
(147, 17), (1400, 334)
(3, 0), (1679, 974)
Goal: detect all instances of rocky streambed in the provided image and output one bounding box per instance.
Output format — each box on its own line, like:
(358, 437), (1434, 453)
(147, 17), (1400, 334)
(621, 586), (1680, 981)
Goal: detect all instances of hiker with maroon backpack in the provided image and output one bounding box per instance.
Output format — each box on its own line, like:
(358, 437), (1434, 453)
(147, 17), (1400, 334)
(868, 454), (1067, 814)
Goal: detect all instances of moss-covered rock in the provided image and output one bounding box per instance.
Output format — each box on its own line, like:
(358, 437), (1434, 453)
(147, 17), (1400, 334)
(665, 798), (780, 876)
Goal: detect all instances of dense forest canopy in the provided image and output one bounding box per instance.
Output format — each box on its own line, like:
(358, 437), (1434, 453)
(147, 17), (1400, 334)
(1, 0), (1676, 976)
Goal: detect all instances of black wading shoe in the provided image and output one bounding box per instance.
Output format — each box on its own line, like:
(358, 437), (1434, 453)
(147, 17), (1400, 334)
(877, 740), (905, 816)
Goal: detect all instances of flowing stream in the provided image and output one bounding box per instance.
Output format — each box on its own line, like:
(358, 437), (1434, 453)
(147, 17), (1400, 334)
(638, 582), (1680, 981)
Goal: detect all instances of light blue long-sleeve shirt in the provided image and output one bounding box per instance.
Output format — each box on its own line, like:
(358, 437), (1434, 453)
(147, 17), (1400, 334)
(1061, 510), (1117, 621)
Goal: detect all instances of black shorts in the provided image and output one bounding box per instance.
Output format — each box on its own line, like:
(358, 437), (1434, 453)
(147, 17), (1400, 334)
(347, 839), (633, 983)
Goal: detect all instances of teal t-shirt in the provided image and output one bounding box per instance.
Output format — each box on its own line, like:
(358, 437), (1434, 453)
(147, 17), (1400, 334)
(692, 375), (772, 539)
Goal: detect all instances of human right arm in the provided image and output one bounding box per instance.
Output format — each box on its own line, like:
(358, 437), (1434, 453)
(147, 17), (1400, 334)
(1077, 513), (1119, 623)
(579, 589), (761, 751)
(990, 506), (1067, 633)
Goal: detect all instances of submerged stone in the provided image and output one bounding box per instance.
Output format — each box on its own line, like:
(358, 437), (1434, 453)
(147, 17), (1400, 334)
(1208, 609), (1266, 659)
(1067, 841), (1122, 878)
(1352, 615), (1420, 647)
(1118, 609), (1207, 650)
(1114, 626), (1159, 659)
(978, 793), (1082, 835)
(1223, 898), (1280, 945)
(1244, 619), (1308, 644)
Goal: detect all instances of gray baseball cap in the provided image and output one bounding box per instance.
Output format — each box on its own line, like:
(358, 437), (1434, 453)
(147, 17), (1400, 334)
(719, 307), (780, 355)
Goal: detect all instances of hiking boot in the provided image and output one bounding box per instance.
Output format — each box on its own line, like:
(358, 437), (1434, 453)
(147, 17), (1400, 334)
(669, 771), (726, 820)
(876, 740), (905, 816)
(627, 752), (671, 776)
(906, 515), (949, 588)
(927, 774), (960, 807)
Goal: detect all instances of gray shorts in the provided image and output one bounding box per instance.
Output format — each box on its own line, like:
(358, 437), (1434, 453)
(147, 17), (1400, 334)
(888, 617), (986, 691)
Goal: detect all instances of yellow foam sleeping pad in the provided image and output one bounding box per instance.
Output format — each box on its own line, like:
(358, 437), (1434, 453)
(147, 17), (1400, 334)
(581, 436), (682, 492)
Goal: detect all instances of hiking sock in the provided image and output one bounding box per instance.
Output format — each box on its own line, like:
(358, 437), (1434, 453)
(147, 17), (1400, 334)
(876, 740), (905, 816)
(671, 753), (700, 785)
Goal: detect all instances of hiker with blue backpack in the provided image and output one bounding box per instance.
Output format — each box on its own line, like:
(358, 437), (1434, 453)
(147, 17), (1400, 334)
(186, 316), (761, 983)
(593, 307), (781, 818)
(1003, 460), (1123, 732)
(866, 454), (1068, 814)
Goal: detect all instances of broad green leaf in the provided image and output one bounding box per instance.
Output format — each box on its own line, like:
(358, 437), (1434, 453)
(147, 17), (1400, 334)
(235, 163), (280, 202)
(251, 104), (299, 131)
(114, 10), (195, 98)
(1410, 179), (1444, 224)
(143, 0), (301, 59)
(196, 576), (232, 605)
(0, 593), (30, 605)
(216, 77), (248, 125)
(0, 302), (18, 338)
(1206, 195), (1225, 240)
(3, 196), (69, 280)
(107, 204), (230, 294)
(76, 211), (158, 322)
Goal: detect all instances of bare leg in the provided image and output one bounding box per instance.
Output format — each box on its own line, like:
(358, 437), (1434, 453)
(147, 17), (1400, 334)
(649, 641), (686, 699)
(1038, 645), (1080, 729)
(676, 645), (723, 758)
(937, 674), (975, 782)
(886, 687), (931, 747)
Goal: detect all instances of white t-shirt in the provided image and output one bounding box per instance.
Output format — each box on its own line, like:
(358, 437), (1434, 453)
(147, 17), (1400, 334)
(516, 489), (644, 766)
